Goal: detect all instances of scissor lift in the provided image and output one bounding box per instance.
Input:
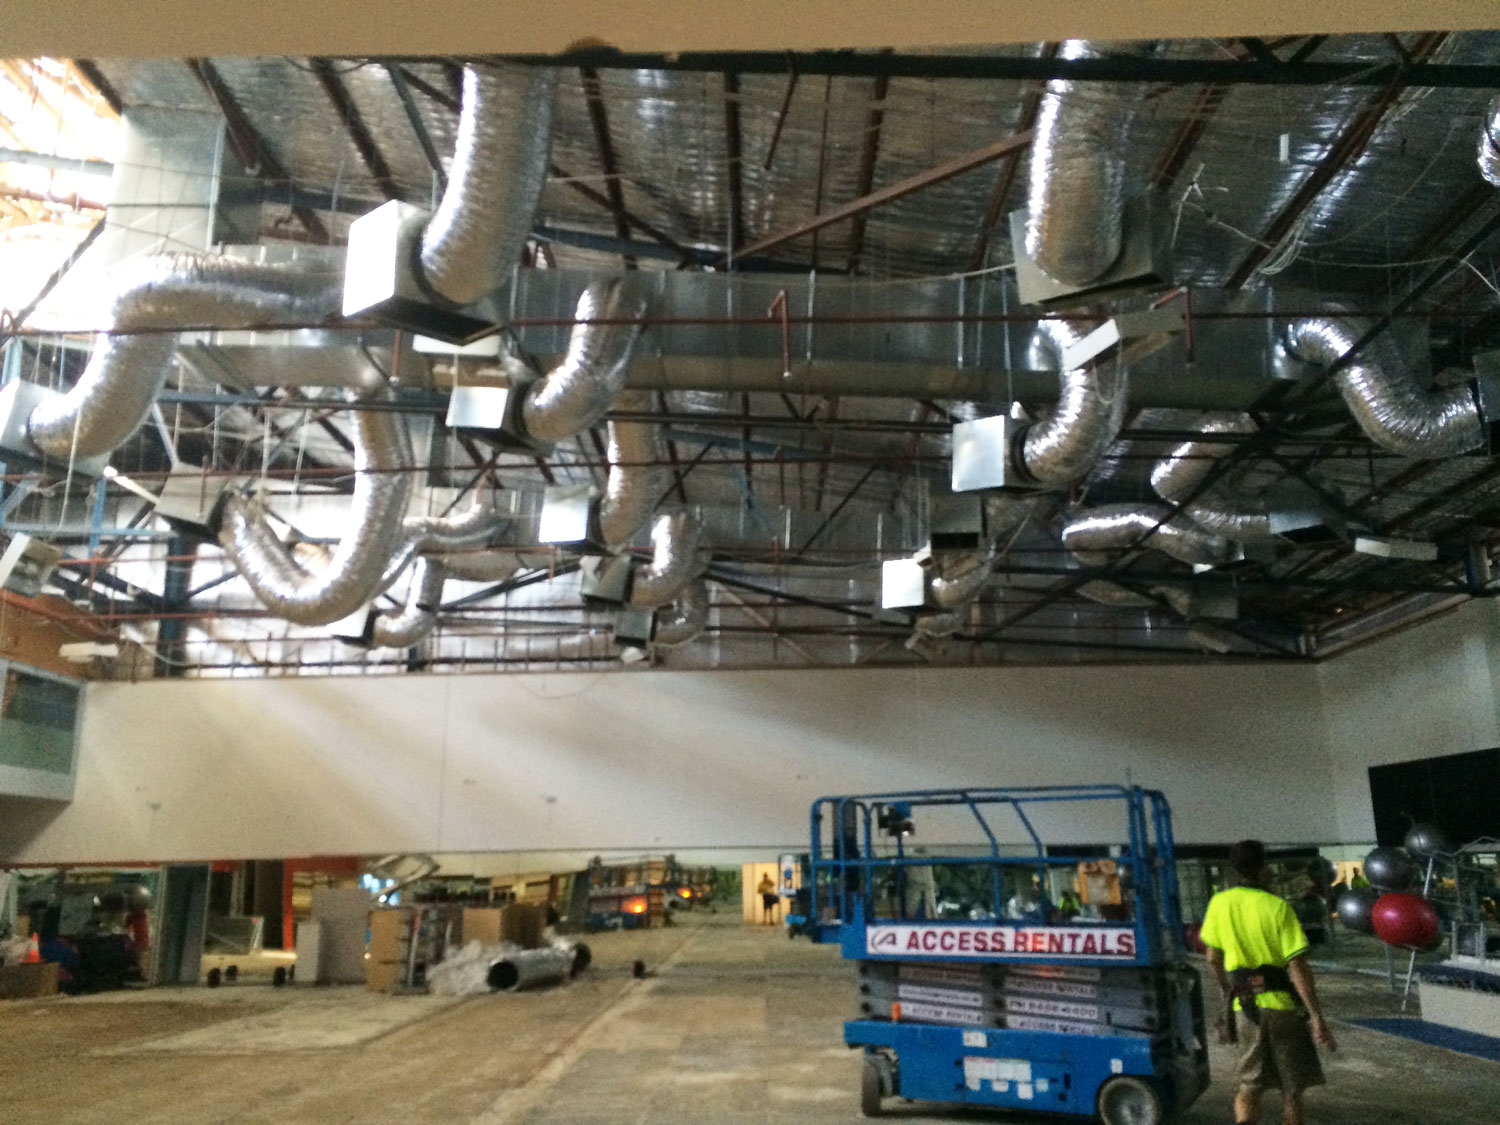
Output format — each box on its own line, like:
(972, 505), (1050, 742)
(805, 786), (1208, 1123)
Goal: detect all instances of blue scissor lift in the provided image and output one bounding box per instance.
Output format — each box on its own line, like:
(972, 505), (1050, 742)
(805, 786), (1208, 1123)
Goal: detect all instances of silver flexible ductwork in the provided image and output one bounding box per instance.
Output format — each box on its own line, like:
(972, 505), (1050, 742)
(1061, 503), (1238, 568)
(371, 557), (446, 649)
(28, 255), (342, 461)
(1024, 40), (1148, 287)
(381, 497), (510, 589)
(1019, 319), (1128, 485)
(1284, 314), (1485, 458)
(629, 510), (704, 608)
(1479, 95), (1500, 188)
(1076, 580), (1158, 608)
(597, 391), (669, 551)
(654, 578), (710, 647)
(434, 550), (522, 583)
(520, 281), (648, 444)
(417, 64), (558, 306)
(929, 549), (996, 609)
(1150, 412), (1283, 541)
(218, 400), (415, 626)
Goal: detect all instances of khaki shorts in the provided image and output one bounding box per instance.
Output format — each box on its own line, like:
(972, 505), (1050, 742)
(1235, 1008), (1326, 1094)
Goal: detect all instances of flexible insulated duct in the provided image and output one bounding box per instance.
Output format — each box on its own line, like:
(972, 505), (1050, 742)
(28, 255), (343, 462)
(433, 550), (522, 583)
(1019, 319), (1128, 485)
(418, 64), (558, 306)
(1076, 579), (1158, 607)
(654, 578), (710, 647)
(1480, 95), (1500, 188)
(381, 497), (509, 590)
(486, 947), (570, 992)
(629, 510), (704, 608)
(218, 400), (415, 626)
(929, 549), (995, 609)
(598, 391), (669, 551)
(1024, 40), (1149, 287)
(371, 557), (446, 649)
(521, 281), (648, 443)
(1061, 503), (1238, 568)
(1284, 314), (1485, 457)
(1149, 412), (1282, 541)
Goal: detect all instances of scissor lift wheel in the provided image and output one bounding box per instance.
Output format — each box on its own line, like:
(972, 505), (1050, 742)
(860, 1052), (895, 1116)
(1097, 1076), (1164, 1125)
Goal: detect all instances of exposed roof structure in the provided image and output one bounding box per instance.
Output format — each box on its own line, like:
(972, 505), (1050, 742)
(4, 34), (1500, 677)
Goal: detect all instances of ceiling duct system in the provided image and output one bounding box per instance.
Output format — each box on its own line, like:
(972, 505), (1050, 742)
(217, 400), (415, 627)
(1480, 95), (1500, 188)
(372, 556), (447, 649)
(1284, 313), (1490, 458)
(343, 64), (558, 342)
(22, 254), (344, 465)
(1061, 504), (1238, 569)
(1149, 413), (1297, 542)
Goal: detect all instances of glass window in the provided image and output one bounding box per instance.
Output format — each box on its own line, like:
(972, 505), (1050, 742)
(0, 667), (80, 775)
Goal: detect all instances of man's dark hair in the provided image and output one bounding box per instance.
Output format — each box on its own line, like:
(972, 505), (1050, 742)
(1228, 839), (1268, 883)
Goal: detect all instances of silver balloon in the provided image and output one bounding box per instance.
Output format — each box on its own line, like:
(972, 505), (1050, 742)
(1403, 823), (1452, 859)
(1336, 886), (1379, 934)
(1363, 846), (1416, 891)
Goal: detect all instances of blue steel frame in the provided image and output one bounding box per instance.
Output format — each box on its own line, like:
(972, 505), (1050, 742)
(807, 786), (1205, 1120)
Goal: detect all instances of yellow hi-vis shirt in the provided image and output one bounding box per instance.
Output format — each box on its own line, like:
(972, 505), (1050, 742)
(1199, 886), (1309, 1011)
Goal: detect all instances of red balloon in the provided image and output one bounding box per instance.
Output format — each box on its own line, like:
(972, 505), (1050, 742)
(1371, 892), (1440, 949)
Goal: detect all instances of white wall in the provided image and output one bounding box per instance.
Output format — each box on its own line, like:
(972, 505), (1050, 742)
(0, 659), (1335, 864)
(1317, 599), (1500, 844)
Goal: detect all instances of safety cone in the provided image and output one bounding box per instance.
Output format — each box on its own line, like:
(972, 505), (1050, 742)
(23, 932), (41, 963)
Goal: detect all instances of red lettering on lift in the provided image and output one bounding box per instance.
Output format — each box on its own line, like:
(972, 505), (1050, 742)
(1047, 933), (1064, 953)
(1119, 932), (1137, 956)
(922, 931), (939, 951)
(1082, 934), (1099, 954)
(1066, 932), (1081, 953)
(907, 932), (921, 950)
(940, 931), (956, 952)
(958, 931), (973, 952)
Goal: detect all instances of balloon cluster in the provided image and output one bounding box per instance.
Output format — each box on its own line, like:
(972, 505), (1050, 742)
(1335, 825), (1450, 951)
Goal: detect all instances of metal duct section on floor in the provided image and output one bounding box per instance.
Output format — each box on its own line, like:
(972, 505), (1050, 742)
(486, 947), (570, 992)
(598, 391), (669, 551)
(28, 254), (343, 461)
(1149, 412), (1281, 541)
(654, 578), (710, 646)
(371, 557), (446, 649)
(1023, 40), (1147, 287)
(218, 399), (415, 626)
(1061, 503), (1238, 568)
(629, 510), (704, 608)
(521, 281), (648, 443)
(1480, 95), (1500, 188)
(418, 65), (558, 306)
(1019, 319), (1128, 485)
(1284, 314), (1486, 457)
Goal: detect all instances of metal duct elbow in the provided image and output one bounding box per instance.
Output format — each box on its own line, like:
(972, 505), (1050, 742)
(521, 281), (648, 444)
(418, 64), (558, 306)
(218, 401), (415, 626)
(597, 391), (668, 551)
(1061, 503), (1238, 568)
(1285, 314), (1484, 457)
(1024, 40), (1148, 287)
(28, 254), (342, 461)
(654, 578), (709, 646)
(379, 497), (509, 591)
(1149, 412), (1281, 541)
(371, 557), (446, 649)
(629, 510), (704, 608)
(1019, 319), (1128, 485)
(929, 550), (995, 609)
(1480, 95), (1500, 188)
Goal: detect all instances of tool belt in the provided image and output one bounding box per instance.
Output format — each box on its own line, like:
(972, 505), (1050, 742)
(1224, 964), (1299, 1041)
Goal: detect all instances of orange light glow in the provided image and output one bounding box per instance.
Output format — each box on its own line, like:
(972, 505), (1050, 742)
(677, 888), (692, 898)
(624, 896), (648, 914)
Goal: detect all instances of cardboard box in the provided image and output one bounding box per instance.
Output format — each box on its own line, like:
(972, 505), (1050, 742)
(0, 961), (60, 999)
(367, 908), (411, 961)
(365, 959), (403, 993)
(462, 904), (545, 949)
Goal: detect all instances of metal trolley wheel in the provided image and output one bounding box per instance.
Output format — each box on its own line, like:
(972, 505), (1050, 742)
(1097, 1075), (1164, 1125)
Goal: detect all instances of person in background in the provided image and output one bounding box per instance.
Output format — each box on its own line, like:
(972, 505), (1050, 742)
(1201, 840), (1336, 1125)
(757, 871), (779, 924)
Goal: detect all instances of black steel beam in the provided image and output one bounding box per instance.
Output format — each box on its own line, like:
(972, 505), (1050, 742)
(846, 71), (889, 273)
(310, 58), (402, 202)
(485, 50), (1500, 89)
(723, 71), (747, 256)
(188, 59), (329, 242)
(385, 64), (447, 193)
(578, 67), (637, 269)
(73, 59), (122, 115)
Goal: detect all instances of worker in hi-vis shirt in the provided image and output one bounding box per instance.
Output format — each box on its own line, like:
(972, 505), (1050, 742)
(1200, 839), (1337, 1125)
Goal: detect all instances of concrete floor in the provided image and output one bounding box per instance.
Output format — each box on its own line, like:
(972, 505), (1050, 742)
(1, 915), (1496, 1124)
